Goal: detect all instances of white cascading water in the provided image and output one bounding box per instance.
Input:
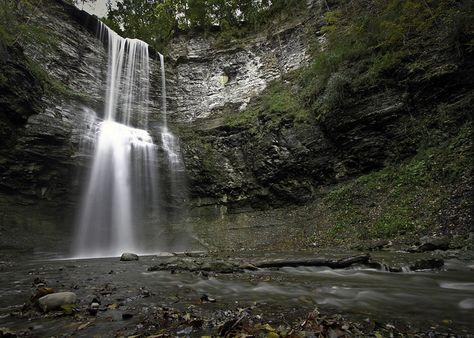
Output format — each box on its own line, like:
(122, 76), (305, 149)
(73, 22), (179, 258)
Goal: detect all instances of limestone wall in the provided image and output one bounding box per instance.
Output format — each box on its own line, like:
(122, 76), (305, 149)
(165, 17), (315, 122)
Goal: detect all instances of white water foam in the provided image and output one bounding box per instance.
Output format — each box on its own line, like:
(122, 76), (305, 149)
(73, 22), (182, 258)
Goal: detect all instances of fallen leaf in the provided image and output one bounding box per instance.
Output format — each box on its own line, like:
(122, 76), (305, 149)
(61, 303), (77, 315)
(107, 303), (119, 310)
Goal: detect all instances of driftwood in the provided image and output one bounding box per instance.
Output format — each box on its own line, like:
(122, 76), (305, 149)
(252, 254), (370, 269)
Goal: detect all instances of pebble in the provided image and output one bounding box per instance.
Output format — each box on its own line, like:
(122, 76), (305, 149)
(88, 302), (100, 316)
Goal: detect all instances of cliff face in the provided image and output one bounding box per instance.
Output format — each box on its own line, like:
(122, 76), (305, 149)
(0, 0), (471, 253)
(169, 2), (473, 250)
(166, 20), (312, 121)
(0, 1), (109, 253)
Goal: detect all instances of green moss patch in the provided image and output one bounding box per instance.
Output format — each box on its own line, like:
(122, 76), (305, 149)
(312, 121), (472, 246)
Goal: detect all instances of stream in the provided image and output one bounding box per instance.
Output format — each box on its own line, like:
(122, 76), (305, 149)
(1, 252), (473, 336)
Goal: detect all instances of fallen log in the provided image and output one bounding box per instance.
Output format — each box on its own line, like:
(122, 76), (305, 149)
(252, 254), (370, 269)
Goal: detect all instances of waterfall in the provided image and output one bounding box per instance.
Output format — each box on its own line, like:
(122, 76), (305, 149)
(73, 22), (179, 258)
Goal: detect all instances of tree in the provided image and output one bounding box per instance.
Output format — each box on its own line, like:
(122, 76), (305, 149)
(104, 0), (306, 50)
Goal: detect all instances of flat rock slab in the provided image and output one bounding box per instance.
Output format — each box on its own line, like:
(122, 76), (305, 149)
(147, 254), (371, 273)
(253, 254), (370, 269)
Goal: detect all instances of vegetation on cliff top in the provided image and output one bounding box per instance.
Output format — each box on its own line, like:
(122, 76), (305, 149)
(103, 0), (306, 50)
(226, 0), (474, 126)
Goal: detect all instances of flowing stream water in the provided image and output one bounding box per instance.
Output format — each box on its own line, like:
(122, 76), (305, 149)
(1, 253), (474, 336)
(73, 23), (180, 258)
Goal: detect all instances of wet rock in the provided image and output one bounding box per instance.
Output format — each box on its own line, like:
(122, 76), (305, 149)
(120, 252), (139, 261)
(140, 287), (152, 297)
(0, 2), (110, 255)
(254, 254), (370, 269)
(409, 258), (444, 271)
(410, 237), (450, 252)
(164, 258), (199, 272)
(200, 294), (216, 303)
(420, 236), (450, 250)
(32, 277), (46, 287)
(201, 261), (237, 273)
(88, 302), (100, 316)
(176, 326), (193, 335)
(155, 251), (175, 257)
(148, 263), (167, 272)
(38, 292), (77, 312)
(183, 251), (207, 257)
(238, 262), (258, 270)
(122, 313), (134, 320)
(0, 327), (17, 337)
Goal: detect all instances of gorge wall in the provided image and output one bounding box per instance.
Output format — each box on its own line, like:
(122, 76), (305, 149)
(0, 1), (109, 254)
(0, 0), (472, 254)
(165, 18), (313, 122)
(167, 1), (473, 250)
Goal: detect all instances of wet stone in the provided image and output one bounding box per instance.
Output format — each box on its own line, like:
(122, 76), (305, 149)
(38, 292), (77, 312)
(411, 237), (451, 252)
(120, 253), (139, 261)
(410, 258), (445, 271)
(122, 313), (134, 320)
(88, 302), (100, 316)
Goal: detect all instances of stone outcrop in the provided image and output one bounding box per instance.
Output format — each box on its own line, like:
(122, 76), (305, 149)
(170, 0), (473, 251)
(0, 0), (109, 254)
(166, 8), (318, 121)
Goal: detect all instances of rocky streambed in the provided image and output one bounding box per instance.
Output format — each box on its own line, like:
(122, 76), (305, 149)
(1, 250), (474, 337)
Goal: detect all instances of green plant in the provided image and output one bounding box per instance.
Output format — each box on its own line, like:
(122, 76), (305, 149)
(317, 119), (471, 242)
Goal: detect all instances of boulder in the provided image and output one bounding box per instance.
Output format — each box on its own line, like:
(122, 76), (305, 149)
(410, 258), (444, 271)
(120, 252), (139, 261)
(412, 236), (450, 252)
(38, 292), (77, 312)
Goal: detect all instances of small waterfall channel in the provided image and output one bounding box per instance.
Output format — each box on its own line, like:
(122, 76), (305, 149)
(73, 22), (182, 258)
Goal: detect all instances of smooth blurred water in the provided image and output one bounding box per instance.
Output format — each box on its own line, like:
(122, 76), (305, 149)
(73, 22), (185, 258)
(1, 254), (473, 335)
